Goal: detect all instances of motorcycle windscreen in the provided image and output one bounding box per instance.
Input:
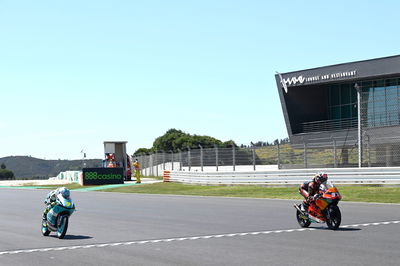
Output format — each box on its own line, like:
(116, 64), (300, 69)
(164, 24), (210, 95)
(319, 181), (335, 191)
(57, 194), (74, 210)
(320, 181), (341, 200)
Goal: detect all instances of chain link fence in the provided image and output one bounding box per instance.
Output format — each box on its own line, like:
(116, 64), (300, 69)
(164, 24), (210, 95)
(135, 141), (365, 176)
(136, 78), (400, 176)
(136, 141), (400, 177)
(136, 138), (400, 177)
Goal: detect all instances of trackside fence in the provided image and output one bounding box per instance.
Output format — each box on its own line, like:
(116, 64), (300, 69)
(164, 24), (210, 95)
(136, 138), (400, 178)
(165, 167), (400, 185)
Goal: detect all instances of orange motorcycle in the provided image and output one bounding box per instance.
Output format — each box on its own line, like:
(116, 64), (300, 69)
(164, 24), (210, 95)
(294, 181), (342, 230)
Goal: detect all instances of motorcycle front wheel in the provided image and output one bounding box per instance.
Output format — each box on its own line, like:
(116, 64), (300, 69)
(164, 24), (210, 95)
(57, 216), (69, 239)
(296, 209), (311, 228)
(326, 205), (341, 230)
(41, 219), (50, 236)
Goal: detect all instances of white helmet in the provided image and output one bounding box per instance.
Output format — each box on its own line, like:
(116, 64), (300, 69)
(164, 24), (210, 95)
(57, 187), (70, 199)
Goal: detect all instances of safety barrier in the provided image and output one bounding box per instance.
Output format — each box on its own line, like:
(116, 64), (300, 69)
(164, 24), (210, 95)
(168, 167), (400, 185)
(54, 171), (81, 183)
(163, 170), (171, 182)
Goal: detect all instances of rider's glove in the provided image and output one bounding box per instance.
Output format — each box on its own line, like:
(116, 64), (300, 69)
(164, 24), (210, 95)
(313, 194), (320, 201)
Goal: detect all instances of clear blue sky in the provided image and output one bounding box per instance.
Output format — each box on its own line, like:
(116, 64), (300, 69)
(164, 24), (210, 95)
(1, 0), (399, 159)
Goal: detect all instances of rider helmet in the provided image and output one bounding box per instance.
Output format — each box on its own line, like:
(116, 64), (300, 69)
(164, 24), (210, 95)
(58, 187), (70, 199)
(314, 172), (328, 184)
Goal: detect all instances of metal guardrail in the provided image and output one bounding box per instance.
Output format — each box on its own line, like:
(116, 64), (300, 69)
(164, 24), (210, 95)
(302, 118), (357, 133)
(167, 167), (400, 184)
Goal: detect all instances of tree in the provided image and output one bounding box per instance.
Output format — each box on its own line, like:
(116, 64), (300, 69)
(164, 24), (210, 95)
(0, 163), (6, 169)
(280, 138), (290, 144)
(152, 129), (186, 151)
(134, 128), (234, 154)
(133, 147), (153, 156)
(222, 140), (237, 148)
(0, 169), (15, 180)
(151, 129), (226, 152)
(253, 141), (267, 147)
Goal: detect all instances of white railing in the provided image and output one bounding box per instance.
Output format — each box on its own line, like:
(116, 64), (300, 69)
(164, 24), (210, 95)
(166, 167), (400, 184)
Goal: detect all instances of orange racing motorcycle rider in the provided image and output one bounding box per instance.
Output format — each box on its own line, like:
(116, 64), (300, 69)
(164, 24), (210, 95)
(299, 172), (328, 211)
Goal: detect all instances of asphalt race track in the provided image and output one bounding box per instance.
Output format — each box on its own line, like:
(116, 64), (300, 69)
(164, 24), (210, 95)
(0, 188), (399, 266)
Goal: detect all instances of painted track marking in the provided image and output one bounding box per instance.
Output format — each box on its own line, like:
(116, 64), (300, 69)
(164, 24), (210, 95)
(1, 220), (399, 256)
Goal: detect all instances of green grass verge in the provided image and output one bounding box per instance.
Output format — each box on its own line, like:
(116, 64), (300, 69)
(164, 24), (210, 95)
(339, 186), (400, 203)
(99, 183), (302, 199)
(35, 184), (87, 190)
(147, 175), (163, 180)
(32, 181), (400, 203)
(97, 182), (400, 204)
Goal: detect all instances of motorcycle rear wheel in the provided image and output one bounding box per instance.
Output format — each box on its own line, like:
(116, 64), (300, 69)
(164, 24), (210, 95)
(41, 219), (50, 236)
(296, 209), (311, 228)
(326, 205), (341, 230)
(57, 216), (69, 239)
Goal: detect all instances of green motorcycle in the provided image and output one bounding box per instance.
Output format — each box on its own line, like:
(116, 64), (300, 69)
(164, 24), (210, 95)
(41, 193), (75, 239)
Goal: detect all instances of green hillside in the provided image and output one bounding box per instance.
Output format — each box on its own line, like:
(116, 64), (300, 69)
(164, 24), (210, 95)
(0, 156), (102, 179)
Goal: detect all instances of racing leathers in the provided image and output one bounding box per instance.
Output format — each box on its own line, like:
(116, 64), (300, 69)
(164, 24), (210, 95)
(42, 187), (70, 220)
(299, 179), (321, 211)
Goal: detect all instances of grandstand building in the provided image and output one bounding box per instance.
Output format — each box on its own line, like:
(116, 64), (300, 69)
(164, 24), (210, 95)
(275, 55), (400, 166)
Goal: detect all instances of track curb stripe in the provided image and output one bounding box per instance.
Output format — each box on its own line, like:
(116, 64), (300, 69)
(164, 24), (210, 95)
(1, 220), (399, 256)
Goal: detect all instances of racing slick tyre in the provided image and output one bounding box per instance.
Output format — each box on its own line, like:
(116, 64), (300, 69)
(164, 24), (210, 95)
(296, 209), (311, 228)
(326, 205), (341, 230)
(57, 216), (69, 239)
(41, 219), (51, 236)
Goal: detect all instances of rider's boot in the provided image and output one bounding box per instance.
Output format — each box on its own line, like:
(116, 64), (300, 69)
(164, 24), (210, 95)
(42, 206), (50, 220)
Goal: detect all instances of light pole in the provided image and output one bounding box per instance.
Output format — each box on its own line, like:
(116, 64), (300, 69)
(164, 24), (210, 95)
(187, 146), (191, 171)
(355, 83), (362, 168)
(198, 144), (203, 172)
(169, 150), (174, 170)
(251, 142), (256, 171)
(81, 149), (86, 169)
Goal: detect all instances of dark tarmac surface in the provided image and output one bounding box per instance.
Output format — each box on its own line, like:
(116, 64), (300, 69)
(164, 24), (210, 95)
(0, 188), (399, 265)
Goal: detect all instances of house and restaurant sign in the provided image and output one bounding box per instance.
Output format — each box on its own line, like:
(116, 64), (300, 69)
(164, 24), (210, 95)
(279, 70), (357, 93)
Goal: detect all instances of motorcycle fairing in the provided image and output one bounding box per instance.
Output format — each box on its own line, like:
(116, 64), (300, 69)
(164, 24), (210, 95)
(315, 198), (329, 210)
(46, 195), (75, 225)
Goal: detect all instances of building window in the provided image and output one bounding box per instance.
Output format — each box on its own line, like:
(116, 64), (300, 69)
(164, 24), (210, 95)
(361, 78), (400, 128)
(328, 82), (358, 129)
(328, 77), (400, 130)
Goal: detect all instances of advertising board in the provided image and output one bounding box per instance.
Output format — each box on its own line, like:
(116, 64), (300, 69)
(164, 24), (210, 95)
(82, 168), (124, 185)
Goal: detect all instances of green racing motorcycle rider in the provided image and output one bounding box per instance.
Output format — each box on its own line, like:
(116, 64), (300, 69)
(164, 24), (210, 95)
(43, 187), (73, 224)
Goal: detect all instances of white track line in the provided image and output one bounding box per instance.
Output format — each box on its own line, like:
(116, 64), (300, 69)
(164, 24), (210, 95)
(1, 220), (399, 256)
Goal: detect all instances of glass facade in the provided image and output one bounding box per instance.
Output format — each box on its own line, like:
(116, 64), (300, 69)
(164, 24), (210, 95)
(327, 82), (358, 129)
(327, 77), (400, 129)
(361, 78), (400, 128)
